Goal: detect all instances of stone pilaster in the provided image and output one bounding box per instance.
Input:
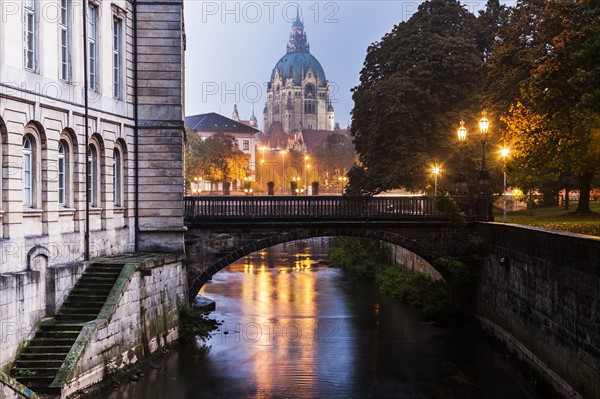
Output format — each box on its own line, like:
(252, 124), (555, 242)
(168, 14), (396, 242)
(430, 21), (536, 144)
(136, 0), (185, 252)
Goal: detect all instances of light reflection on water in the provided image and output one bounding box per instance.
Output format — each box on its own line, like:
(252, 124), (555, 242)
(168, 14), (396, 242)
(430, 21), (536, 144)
(103, 238), (546, 399)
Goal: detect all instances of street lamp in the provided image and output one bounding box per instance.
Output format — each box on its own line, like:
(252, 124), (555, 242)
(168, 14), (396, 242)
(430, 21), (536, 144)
(259, 146), (268, 193)
(456, 120), (468, 195)
(280, 150), (287, 194)
(477, 110), (491, 194)
(260, 158), (265, 193)
(432, 166), (440, 197)
(338, 176), (348, 194)
(304, 155), (309, 189)
(260, 146), (268, 162)
(192, 176), (202, 195)
(501, 147), (510, 223)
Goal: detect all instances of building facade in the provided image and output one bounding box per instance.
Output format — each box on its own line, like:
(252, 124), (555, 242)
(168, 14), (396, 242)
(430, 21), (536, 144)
(0, 0), (185, 371)
(262, 15), (335, 135)
(185, 112), (259, 191)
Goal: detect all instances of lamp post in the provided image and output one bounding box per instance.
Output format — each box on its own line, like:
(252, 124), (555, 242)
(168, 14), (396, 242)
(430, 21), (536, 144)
(260, 147), (267, 193)
(304, 155), (309, 190)
(338, 176), (347, 194)
(433, 166), (440, 197)
(477, 110), (491, 194)
(192, 176), (202, 195)
(455, 120), (468, 195)
(260, 146), (267, 162)
(280, 150), (287, 194)
(501, 147), (510, 223)
(306, 163), (311, 195)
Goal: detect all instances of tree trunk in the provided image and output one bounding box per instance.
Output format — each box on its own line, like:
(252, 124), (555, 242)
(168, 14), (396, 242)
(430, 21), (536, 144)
(575, 172), (593, 213)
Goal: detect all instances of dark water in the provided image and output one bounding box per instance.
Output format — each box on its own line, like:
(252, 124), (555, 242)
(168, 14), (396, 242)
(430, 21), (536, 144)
(104, 239), (546, 399)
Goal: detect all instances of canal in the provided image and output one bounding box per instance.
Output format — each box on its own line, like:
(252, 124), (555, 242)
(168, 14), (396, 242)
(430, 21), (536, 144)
(104, 238), (548, 398)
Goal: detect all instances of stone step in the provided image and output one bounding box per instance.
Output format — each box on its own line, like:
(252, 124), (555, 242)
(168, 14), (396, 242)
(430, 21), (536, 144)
(28, 338), (76, 347)
(15, 360), (64, 370)
(21, 345), (72, 354)
(88, 263), (125, 270)
(67, 293), (111, 301)
(40, 323), (84, 332)
(60, 301), (106, 309)
(68, 287), (113, 295)
(55, 314), (99, 323)
(14, 375), (56, 388)
(12, 367), (60, 377)
(36, 330), (81, 340)
(19, 352), (69, 361)
(79, 272), (118, 280)
(82, 271), (122, 278)
(75, 280), (115, 288)
(59, 305), (102, 314)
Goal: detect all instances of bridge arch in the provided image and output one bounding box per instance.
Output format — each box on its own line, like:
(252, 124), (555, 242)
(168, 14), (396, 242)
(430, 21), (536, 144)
(187, 228), (449, 303)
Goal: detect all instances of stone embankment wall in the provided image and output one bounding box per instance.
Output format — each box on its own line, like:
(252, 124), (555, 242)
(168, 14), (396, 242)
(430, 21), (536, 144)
(476, 223), (599, 399)
(58, 255), (187, 398)
(385, 243), (443, 281)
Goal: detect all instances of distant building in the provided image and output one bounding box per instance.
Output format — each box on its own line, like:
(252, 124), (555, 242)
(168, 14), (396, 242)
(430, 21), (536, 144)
(263, 13), (335, 138)
(185, 112), (260, 189)
(232, 104), (258, 129)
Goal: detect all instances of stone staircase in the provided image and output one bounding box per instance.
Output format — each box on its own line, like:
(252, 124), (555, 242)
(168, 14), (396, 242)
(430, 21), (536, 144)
(11, 263), (124, 396)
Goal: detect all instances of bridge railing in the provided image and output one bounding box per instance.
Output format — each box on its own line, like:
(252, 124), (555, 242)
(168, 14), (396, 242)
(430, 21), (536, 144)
(184, 196), (446, 222)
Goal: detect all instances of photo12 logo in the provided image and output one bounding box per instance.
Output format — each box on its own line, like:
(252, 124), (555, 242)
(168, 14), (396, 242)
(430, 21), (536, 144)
(200, 80), (340, 105)
(217, 320), (339, 344)
(201, 2), (340, 24)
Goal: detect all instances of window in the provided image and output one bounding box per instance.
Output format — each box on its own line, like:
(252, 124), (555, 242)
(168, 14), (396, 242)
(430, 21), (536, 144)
(304, 100), (315, 114)
(87, 146), (96, 206)
(23, 137), (33, 205)
(112, 17), (122, 99)
(59, 0), (69, 81)
(24, 0), (36, 70)
(113, 148), (121, 206)
(243, 140), (249, 151)
(58, 141), (67, 206)
(87, 5), (98, 91)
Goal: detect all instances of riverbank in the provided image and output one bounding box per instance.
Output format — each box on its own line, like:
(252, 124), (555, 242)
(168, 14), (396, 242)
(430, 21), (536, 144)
(496, 203), (600, 236)
(327, 237), (459, 320)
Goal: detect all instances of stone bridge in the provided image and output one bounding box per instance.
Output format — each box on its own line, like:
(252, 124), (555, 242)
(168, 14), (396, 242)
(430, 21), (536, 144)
(184, 195), (474, 302)
(184, 196), (600, 398)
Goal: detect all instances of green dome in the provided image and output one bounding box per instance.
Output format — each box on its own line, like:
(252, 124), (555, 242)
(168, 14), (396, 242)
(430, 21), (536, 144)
(271, 51), (327, 88)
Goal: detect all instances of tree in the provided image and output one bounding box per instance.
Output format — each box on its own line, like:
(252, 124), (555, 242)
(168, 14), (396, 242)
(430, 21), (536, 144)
(526, 0), (600, 212)
(204, 133), (250, 185)
(488, 0), (600, 212)
(350, 0), (492, 193)
(312, 133), (357, 181)
(184, 129), (209, 189)
(186, 132), (250, 190)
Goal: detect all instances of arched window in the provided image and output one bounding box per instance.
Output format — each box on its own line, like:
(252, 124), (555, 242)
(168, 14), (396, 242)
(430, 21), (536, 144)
(304, 84), (315, 99)
(113, 148), (122, 206)
(87, 146), (97, 207)
(304, 100), (315, 114)
(22, 137), (33, 205)
(58, 141), (68, 206)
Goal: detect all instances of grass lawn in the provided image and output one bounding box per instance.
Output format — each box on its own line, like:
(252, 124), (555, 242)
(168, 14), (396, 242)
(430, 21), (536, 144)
(492, 202), (600, 237)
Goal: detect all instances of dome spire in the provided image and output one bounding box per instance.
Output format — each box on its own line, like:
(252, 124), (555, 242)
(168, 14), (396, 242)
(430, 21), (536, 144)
(287, 9), (309, 53)
(293, 7), (303, 28)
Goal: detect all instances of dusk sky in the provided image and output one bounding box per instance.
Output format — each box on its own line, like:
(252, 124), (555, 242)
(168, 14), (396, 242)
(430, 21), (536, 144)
(183, 1), (514, 130)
